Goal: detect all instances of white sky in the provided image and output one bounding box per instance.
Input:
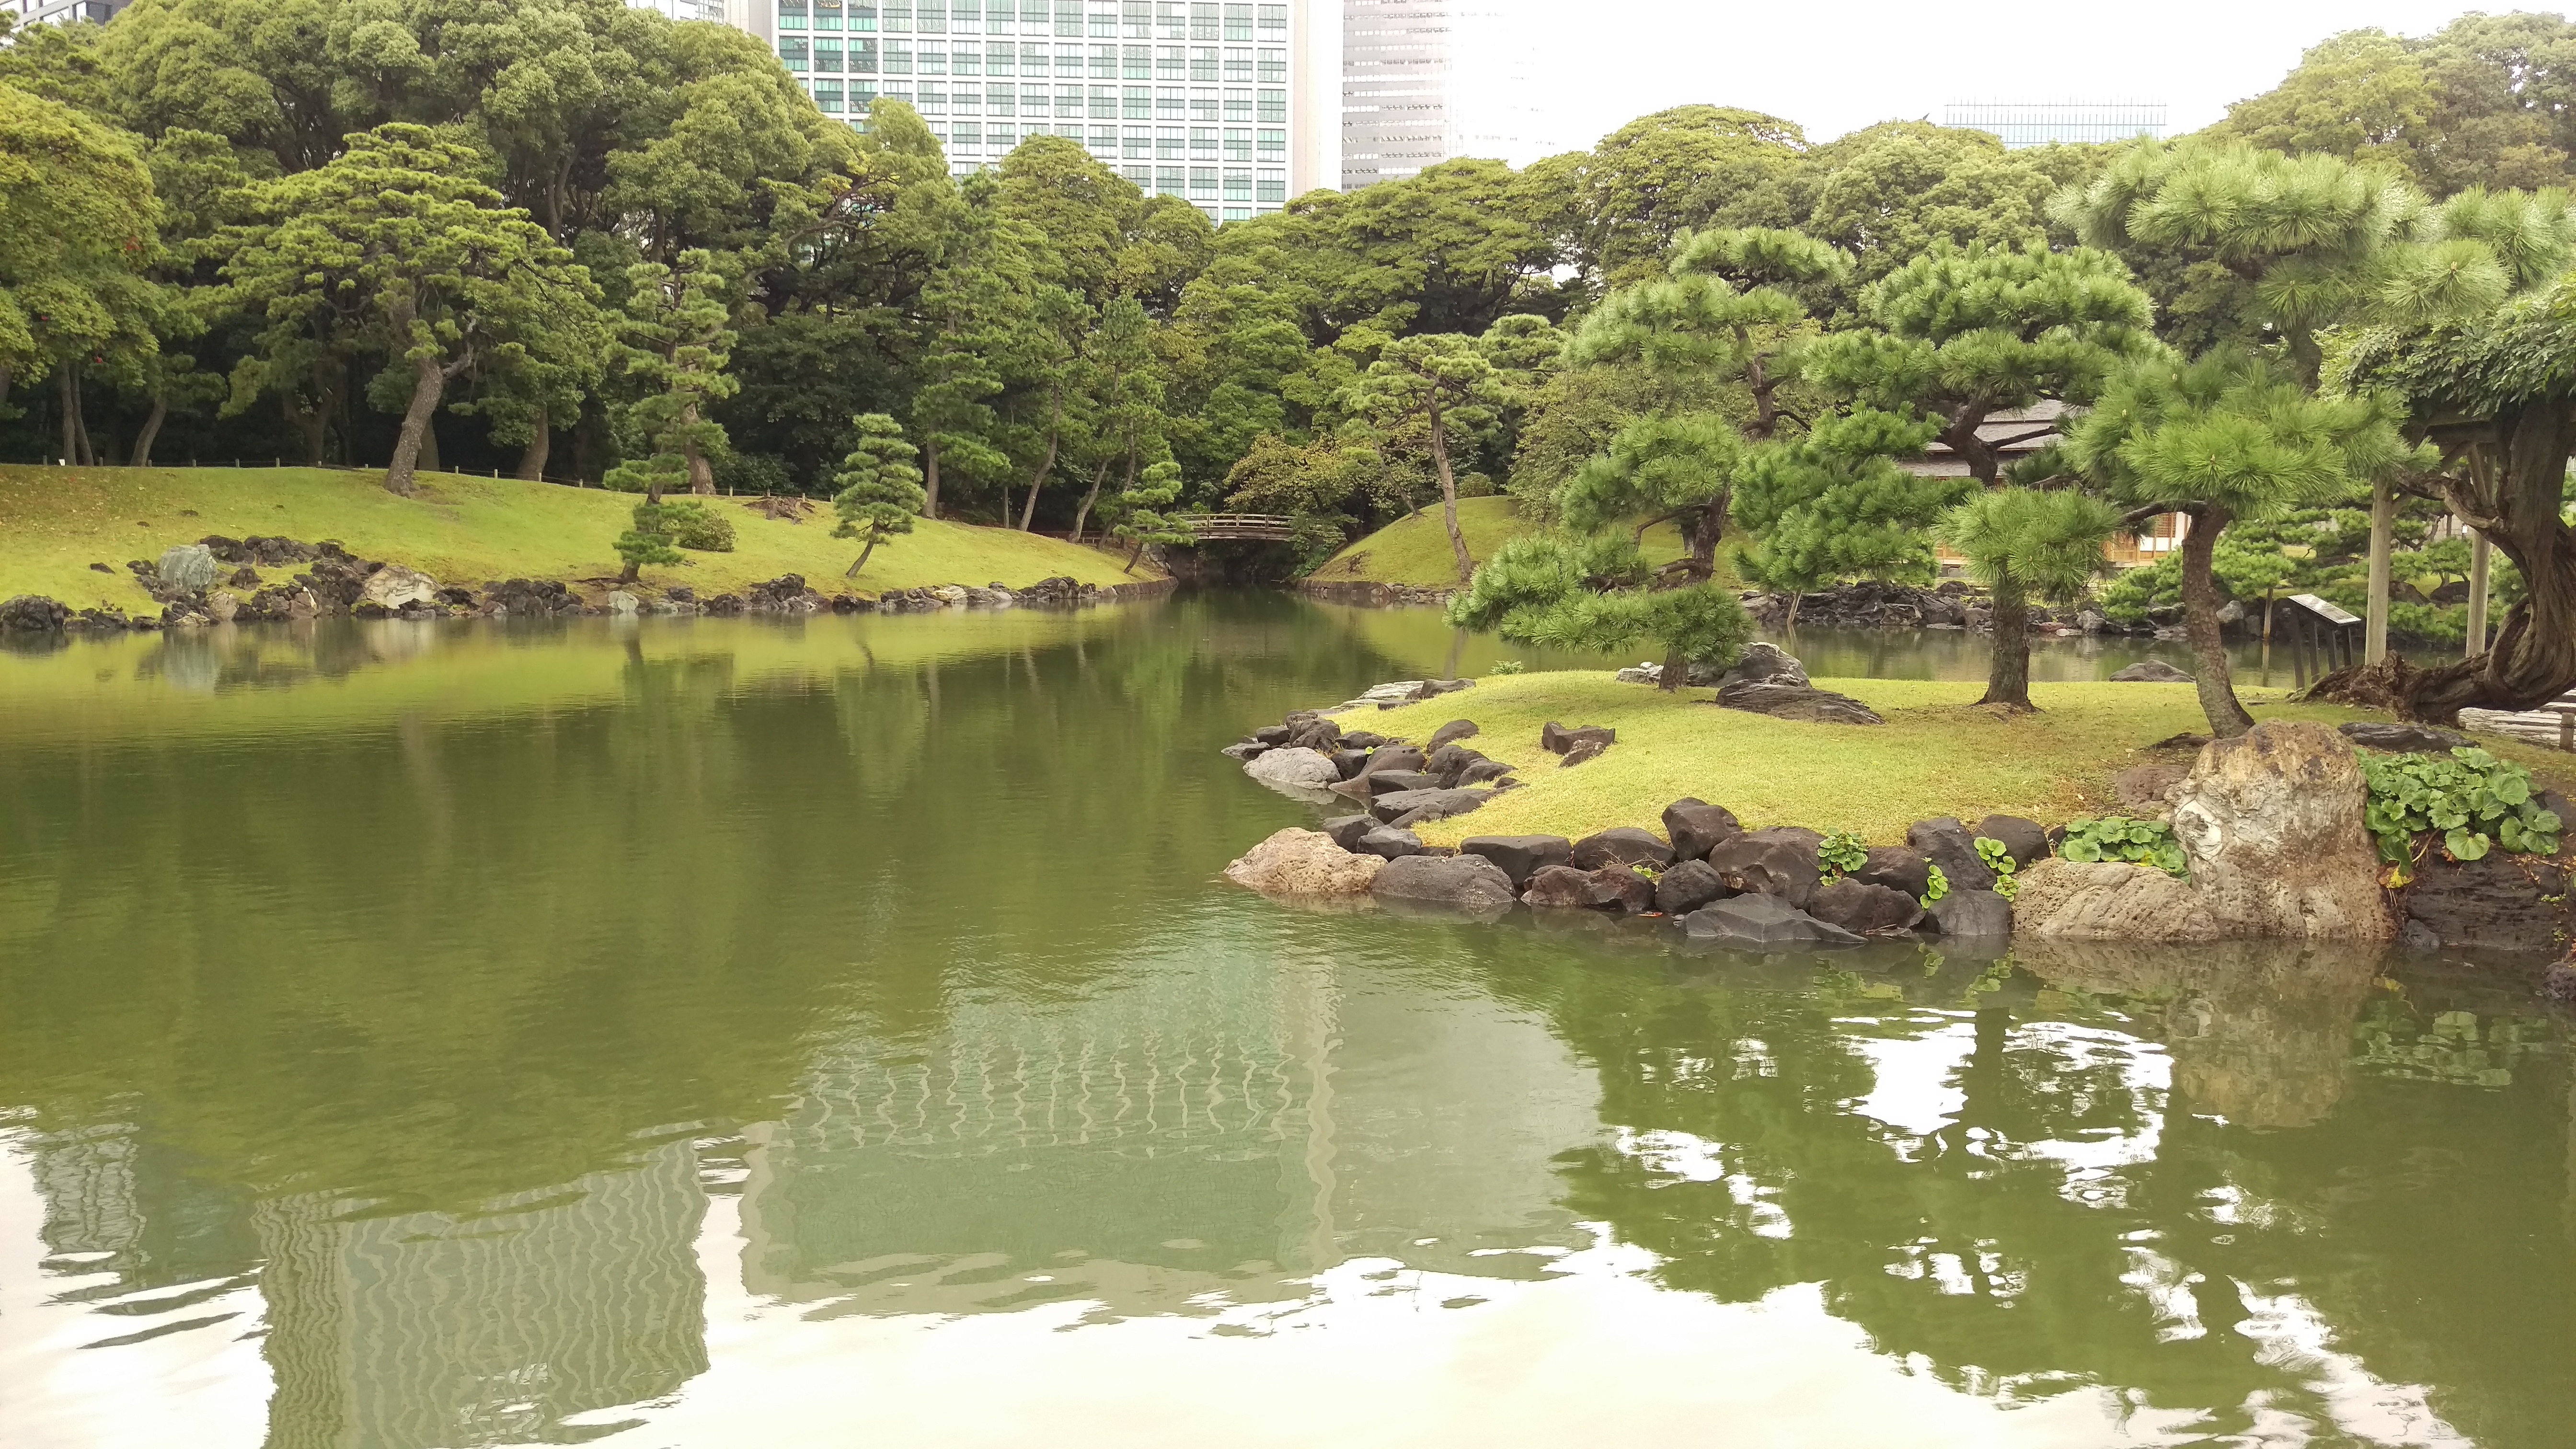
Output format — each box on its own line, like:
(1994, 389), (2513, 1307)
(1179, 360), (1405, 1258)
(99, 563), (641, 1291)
(1481, 1), (2547, 156)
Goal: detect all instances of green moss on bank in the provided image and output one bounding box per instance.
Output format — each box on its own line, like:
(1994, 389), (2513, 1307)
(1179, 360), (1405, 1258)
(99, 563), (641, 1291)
(1359, 672), (2576, 847)
(1306, 495), (1702, 588)
(0, 464), (1154, 611)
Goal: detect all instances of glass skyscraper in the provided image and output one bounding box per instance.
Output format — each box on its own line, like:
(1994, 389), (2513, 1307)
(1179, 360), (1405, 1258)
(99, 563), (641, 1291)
(1940, 102), (2168, 149)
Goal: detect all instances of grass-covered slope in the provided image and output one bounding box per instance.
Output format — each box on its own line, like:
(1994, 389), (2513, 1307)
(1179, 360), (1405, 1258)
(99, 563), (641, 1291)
(1360, 672), (2576, 846)
(0, 465), (1153, 610)
(1305, 496), (1700, 589)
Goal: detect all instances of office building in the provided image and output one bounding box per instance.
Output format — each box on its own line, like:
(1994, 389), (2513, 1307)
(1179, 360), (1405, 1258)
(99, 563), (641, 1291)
(1339, 0), (1542, 189)
(2, 0), (129, 27)
(1940, 102), (2166, 149)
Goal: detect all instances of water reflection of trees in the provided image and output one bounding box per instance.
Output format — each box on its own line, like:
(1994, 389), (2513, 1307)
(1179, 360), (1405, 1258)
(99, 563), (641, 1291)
(1470, 938), (2573, 1446)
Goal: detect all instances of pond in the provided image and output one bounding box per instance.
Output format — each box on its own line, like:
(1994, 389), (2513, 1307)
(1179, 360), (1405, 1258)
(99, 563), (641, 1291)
(1, 595), (2565, 1449)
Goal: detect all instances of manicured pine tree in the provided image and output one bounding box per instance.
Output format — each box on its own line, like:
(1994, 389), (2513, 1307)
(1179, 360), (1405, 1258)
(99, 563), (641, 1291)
(831, 413), (927, 577)
(1110, 460), (1192, 575)
(1345, 334), (1512, 584)
(1936, 485), (2126, 707)
(610, 249), (737, 499)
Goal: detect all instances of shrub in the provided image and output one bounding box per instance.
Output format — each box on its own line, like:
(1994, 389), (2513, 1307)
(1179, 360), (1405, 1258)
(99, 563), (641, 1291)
(661, 500), (736, 552)
(2362, 747), (2561, 878)
(2060, 816), (2187, 878)
(1487, 660), (1526, 675)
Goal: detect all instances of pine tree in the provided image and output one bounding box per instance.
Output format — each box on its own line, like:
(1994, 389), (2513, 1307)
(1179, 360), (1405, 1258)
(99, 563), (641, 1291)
(606, 249), (736, 501)
(1109, 460), (1191, 575)
(1345, 334), (1513, 584)
(1936, 485), (2125, 708)
(831, 413), (926, 577)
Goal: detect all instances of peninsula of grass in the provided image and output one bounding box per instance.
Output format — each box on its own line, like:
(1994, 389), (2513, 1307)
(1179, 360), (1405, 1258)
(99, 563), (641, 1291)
(1360, 672), (2576, 847)
(1306, 496), (1700, 588)
(0, 464), (1155, 612)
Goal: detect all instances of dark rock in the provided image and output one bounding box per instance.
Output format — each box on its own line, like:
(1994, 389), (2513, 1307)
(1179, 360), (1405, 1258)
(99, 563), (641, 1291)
(2396, 918), (2441, 953)
(1715, 641), (1809, 689)
(1369, 788), (1492, 825)
(1521, 864), (1655, 914)
(1851, 846), (1932, 897)
(1906, 817), (1998, 892)
(1661, 799), (1744, 861)
(1458, 834), (1574, 886)
(0, 595), (69, 632)
(1321, 816), (1377, 851)
(1808, 880), (1925, 934)
(1570, 827), (1674, 871)
(1220, 741), (1269, 761)
(1714, 680), (1884, 724)
(2403, 854), (2573, 954)
(1681, 894), (1866, 948)
(2543, 963), (2576, 1002)
(1252, 725), (1292, 746)
(1541, 721), (1615, 753)
(1654, 858), (1731, 915)
(227, 565), (261, 588)
(666, 586), (696, 603)
(1363, 769), (1443, 795)
(2111, 660), (2194, 683)
(1360, 745), (1428, 777)
(435, 586), (476, 607)
(1705, 830), (1823, 908)
(1972, 815), (2050, 868)
(1558, 736), (1610, 767)
(1341, 731), (1393, 750)
(1923, 889), (2013, 938)
(1425, 742), (1485, 780)
(1354, 825), (1426, 860)
(1426, 719), (1481, 751)
(1369, 853), (1518, 914)
(1330, 748), (1371, 780)
(88, 562), (113, 574)
(1288, 717), (1344, 750)
(486, 577), (581, 617)
(2340, 722), (2473, 754)
(1456, 758), (1516, 785)
(699, 593), (745, 615)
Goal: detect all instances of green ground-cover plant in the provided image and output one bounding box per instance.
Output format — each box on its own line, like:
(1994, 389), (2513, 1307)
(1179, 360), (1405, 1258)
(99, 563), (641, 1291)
(2361, 747), (2562, 876)
(2060, 816), (2188, 878)
(1974, 836), (2022, 900)
(1920, 862), (1949, 908)
(1817, 831), (1869, 875)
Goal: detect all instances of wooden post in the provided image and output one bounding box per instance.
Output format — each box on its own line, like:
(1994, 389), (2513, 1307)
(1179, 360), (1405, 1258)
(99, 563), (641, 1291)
(2364, 476), (2394, 666)
(2290, 608), (2307, 688)
(2466, 531), (2491, 657)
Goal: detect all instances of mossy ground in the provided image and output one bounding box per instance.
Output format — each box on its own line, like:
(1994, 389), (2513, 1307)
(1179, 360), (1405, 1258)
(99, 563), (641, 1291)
(1358, 672), (2576, 847)
(0, 464), (1153, 611)
(1306, 495), (1702, 588)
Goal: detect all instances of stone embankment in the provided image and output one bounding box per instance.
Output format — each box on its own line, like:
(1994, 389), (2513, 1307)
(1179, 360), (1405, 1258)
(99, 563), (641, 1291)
(0, 539), (1172, 636)
(1220, 683), (2576, 969)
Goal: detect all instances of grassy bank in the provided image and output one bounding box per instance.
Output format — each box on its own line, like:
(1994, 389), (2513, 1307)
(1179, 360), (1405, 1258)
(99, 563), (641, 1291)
(1305, 496), (1698, 588)
(0, 465), (1154, 610)
(1361, 673), (2576, 846)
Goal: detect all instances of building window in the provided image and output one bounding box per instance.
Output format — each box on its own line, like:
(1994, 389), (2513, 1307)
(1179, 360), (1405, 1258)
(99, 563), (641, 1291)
(1122, 44), (1150, 78)
(954, 45), (982, 73)
(1223, 168), (1251, 201)
(1188, 126), (1217, 160)
(1088, 5), (1116, 37)
(780, 36), (812, 69)
(1222, 2), (1250, 40)
(919, 81), (948, 112)
(1257, 2), (1283, 33)
(1224, 88), (1251, 122)
(954, 82), (982, 112)
(1156, 87), (1185, 119)
(1256, 169), (1284, 202)
(1123, 127), (1153, 158)
(1156, 165), (1185, 196)
(1156, 1), (1184, 40)
(1156, 47), (1184, 80)
(1024, 82), (1052, 112)
(989, 86), (1015, 115)
(1054, 0), (1081, 35)
(850, 1), (877, 31)
(814, 0), (844, 28)
(880, 82), (915, 104)
(886, 40), (914, 71)
(1191, 88), (1218, 121)
(816, 37), (845, 71)
(918, 0), (945, 32)
(954, 120), (983, 146)
(1189, 1), (1217, 41)
(918, 43), (945, 72)
(985, 40), (1013, 73)
(1223, 127), (1250, 161)
(1054, 43), (1083, 74)
(1123, 86), (1151, 119)
(1188, 46), (1218, 81)
(1223, 47), (1250, 81)
(952, 0), (982, 33)
(1058, 124), (1086, 141)
(1256, 46), (1283, 82)
(926, 120), (949, 143)
(1222, 206), (1250, 222)
(1057, 84), (1084, 117)
(884, 0), (912, 31)
(1122, 0), (1150, 37)
(1090, 125), (1118, 154)
(854, 81), (881, 106)
(1156, 126), (1185, 159)
(1022, 41), (1048, 72)
(1188, 166), (1217, 198)
(814, 78), (845, 111)
(1125, 163), (1153, 187)
(1255, 87), (1282, 123)
(849, 38), (880, 71)
(1090, 44), (1117, 78)
(1089, 85), (1117, 119)
(1256, 126), (1282, 160)
(989, 121), (1018, 147)
(781, 0), (809, 29)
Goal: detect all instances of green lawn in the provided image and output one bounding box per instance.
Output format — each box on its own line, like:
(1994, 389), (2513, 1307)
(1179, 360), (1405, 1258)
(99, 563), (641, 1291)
(0, 464), (1154, 611)
(1305, 496), (1699, 588)
(1360, 672), (2576, 847)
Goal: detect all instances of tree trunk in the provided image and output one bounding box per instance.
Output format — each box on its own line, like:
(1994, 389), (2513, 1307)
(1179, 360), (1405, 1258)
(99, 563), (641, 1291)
(516, 407), (551, 481)
(682, 401), (713, 494)
(1427, 398), (1472, 584)
(1072, 451), (1122, 544)
(58, 369), (80, 465)
(1124, 538), (1143, 574)
(1980, 569), (2035, 710)
(619, 557), (640, 583)
(129, 395), (167, 468)
(2363, 476), (2394, 664)
(2179, 504), (2255, 737)
(386, 356), (446, 496)
(1019, 388), (1060, 531)
(846, 532), (878, 577)
(923, 436), (942, 520)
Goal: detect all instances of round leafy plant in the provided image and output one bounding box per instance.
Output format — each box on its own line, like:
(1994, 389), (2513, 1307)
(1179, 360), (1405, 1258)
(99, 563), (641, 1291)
(1818, 830), (1869, 876)
(2361, 746), (2560, 877)
(2059, 816), (2188, 878)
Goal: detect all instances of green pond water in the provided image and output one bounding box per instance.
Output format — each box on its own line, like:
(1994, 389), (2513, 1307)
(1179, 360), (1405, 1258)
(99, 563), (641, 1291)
(0, 596), (2566, 1449)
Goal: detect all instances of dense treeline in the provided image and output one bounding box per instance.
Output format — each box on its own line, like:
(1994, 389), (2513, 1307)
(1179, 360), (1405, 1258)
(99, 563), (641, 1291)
(3, 1), (2575, 724)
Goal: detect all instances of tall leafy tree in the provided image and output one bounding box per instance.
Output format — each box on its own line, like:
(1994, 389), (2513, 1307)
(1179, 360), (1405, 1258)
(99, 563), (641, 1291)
(605, 249), (736, 500)
(830, 412), (925, 577)
(1345, 333), (1516, 583)
(0, 82), (161, 460)
(222, 123), (594, 494)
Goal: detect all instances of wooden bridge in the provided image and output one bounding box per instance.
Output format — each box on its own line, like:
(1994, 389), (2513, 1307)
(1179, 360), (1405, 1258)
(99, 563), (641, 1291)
(1182, 514), (1297, 542)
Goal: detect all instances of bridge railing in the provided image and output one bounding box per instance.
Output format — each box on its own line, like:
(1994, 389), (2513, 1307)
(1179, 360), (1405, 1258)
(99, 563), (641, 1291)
(1181, 514), (1298, 541)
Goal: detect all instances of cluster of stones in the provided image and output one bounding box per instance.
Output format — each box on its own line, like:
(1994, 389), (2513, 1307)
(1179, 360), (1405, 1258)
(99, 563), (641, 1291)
(1226, 717), (2575, 963)
(1740, 579), (2144, 638)
(1614, 643), (1885, 725)
(868, 576), (1128, 613)
(1225, 698), (1515, 831)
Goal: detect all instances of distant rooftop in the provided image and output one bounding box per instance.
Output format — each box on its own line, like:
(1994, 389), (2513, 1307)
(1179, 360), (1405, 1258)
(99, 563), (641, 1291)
(1941, 102), (2166, 149)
